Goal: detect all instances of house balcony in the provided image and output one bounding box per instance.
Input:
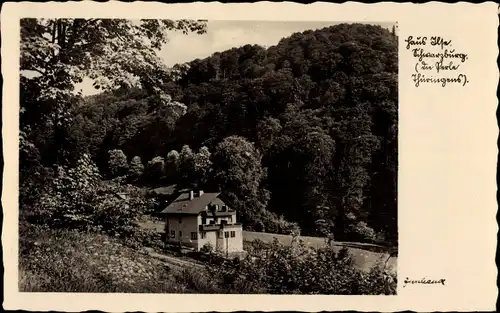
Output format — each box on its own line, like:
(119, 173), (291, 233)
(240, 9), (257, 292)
(199, 223), (242, 232)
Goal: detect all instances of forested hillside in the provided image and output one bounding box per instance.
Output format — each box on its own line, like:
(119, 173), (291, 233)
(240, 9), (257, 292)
(21, 23), (398, 244)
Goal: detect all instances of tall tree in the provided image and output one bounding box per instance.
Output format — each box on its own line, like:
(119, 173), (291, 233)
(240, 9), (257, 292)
(108, 149), (128, 178)
(20, 18), (207, 166)
(128, 156), (145, 181)
(211, 136), (269, 227)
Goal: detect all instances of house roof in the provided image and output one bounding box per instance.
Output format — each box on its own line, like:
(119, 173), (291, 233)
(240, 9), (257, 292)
(160, 191), (221, 215)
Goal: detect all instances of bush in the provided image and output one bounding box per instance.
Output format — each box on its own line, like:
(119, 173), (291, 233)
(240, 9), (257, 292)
(37, 154), (149, 239)
(248, 211), (301, 235)
(204, 237), (396, 295)
(20, 165), (55, 219)
(348, 221), (377, 243)
(200, 242), (214, 254)
(264, 213), (301, 235)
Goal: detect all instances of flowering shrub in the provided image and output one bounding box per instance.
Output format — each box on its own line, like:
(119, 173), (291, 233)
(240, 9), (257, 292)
(37, 154), (101, 227)
(38, 154), (148, 239)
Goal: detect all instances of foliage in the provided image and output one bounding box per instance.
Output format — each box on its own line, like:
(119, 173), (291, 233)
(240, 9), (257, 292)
(262, 213), (301, 235)
(37, 154), (101, 225)
(128, 156), (145, 181)
(20, 17), (206, 173)
(211, 136), (271, 228)
(178, 145), (195, 185)
(193, 146), (212, 184)
(21, 21), (398, 244)
(146, 156), (165, 183)
(108, 149), (129, 178)
(35, 154), (148, 238)
(205, 237), (396, 294)
(165, 149), (180, 177)
(20, 18), (207, 96)
(200, 242), (214, 254)
(19, 221), (396, 294)
(348, 221), (377, 242)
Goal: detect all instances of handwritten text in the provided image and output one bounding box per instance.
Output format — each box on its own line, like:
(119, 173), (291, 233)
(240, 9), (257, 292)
(405, 36), (469, 87)
(403, 277), (446, 288)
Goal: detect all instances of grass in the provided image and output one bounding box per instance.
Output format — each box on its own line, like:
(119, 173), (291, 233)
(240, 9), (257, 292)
(18, 223), (220, 293)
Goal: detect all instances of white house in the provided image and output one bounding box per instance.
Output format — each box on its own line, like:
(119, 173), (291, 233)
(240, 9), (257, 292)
(159, 190), (243, 254)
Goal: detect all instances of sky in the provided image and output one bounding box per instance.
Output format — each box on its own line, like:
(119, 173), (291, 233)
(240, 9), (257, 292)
(75, 20), (396, 96)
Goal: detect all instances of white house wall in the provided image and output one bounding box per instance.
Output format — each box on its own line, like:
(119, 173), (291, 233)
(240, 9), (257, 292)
(197, 230), (218, 251)
(214, 227), (244, 253)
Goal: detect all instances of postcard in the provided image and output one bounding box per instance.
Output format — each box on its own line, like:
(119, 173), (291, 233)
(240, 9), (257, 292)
(2, 1), (498, 312)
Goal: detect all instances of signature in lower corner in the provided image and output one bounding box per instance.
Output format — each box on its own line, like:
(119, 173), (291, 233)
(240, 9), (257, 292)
(403, 277), (446, 288)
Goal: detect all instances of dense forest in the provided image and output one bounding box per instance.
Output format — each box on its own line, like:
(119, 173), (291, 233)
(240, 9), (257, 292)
(20, 21), (398, 245)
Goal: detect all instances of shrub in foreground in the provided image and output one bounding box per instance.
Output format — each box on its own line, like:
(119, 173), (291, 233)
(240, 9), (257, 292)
(36, 154), (149, 240)
(204, 237), (396, 295)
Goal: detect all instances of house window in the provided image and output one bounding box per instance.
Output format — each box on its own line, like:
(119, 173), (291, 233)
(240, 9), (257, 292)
(179, 231), (182, 239)
(201, 232), (206, 239)
(230, 231), (235, 238)
(170, 230), (175, 238)
(191, 232), (198, 240)
(218, 231), (223, 239)
(224, 231), (229, 238)
(179, 217), (182, 224)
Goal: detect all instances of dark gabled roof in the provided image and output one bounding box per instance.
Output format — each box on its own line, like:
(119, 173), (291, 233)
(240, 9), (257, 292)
(160, 192), (221, 215)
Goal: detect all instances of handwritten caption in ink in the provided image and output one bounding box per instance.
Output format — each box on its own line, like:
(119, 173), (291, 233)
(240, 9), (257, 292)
(403, 277), (446, 288)
(405, 36), (469, 88)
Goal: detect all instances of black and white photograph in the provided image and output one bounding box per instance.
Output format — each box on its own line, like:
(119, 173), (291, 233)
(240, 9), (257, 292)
(18, 18), (399, 295)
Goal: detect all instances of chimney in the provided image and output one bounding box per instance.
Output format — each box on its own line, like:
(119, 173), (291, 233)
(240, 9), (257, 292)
(199, 190), (204, 197)
(189, 190), (194, 200)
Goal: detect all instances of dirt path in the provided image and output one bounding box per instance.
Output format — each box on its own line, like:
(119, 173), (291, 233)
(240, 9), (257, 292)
(144, 247), (205, 270)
